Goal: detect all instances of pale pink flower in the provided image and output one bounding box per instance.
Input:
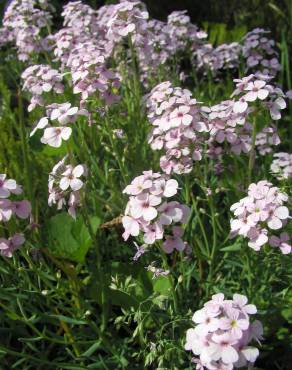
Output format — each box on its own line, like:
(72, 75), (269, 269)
(132, 242), (147, 261)
(233, 294), (257, 315)
(68, 191), (81, 219)
(151, 178), (178, 197)
(185, 329), (212, 363)
(231, 181), (290, 252)
(219, 308), (249, 339)
(122, 216), (140, 240)
(249, 320), (264, 343)
(269, 233), (291, 254)
(123, 175), (152, 195)
(270, 152), (292, 180)
(158, 201), (184, 225)
(169, 105), (193, 127)
(237, 347), (259, 368)
(41, 126), (72, 147)
(143, 222), (163, 244)
(11, 200), (31, 219)
(244, 80), (269, 102)
(122, 172), (189, 251)
(208, 333), (239, 364)
(146, 262), (169, 279)
(204, 293), (225, 316)
(185, 294), (261, 369)
(192, 309), (220, 336)
(267, 206), (289, 230)
(49, 103), (88, 125)
(130, 193), (161, 221)
(0, 174), (17, 198)
(247, 227), (268, 251)
(230, 217), (256, 236)
(233, 97), (248, 113)
(162, 226), (185, 253)
(60, 165), (86, 191)
(269, 97), (286, 120)
(0, 199), (13, 222)
(0, 234), (25, 258)
(48, 158), (87, 218)
(147, 82), (208, 174)
(30, 117), (49, 137)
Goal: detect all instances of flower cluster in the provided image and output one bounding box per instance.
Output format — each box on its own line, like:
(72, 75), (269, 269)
(255, 125), (280, 155)
(146, 81), (209, 174)
(21, 65), (64, 111)
(230, 180), (291, 254)
(207, 74), (285, 159)
(66, 41), (121, 104)
(51, 2), (121, 105)
(30, 103), (88, 148)
(62, 1), (97, 32)
(196, 42), (241, 73)
(0, 174), (31, 257)
(48, 157), (87, 218)
(166, 10), (207, 54)
(122, 171), (190, 253)
(207, 99), (251, 157)
(106, 1), (149, 42)
(231, 74), (286, 119)
(270, 152), (292, 180)
(185, 293), (263, 370)
(0, 0), (53, 61)
(146, 262), (170, 279)
(242, 28), (281, 76)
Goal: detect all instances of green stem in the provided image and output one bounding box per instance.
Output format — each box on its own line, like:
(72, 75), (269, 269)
(81, 204), (108, 332)
(161, 252), (178, 314)
(128, 35), (141, 118)
(191, 194), (209, 252)
(248, 115), (257, 184)
(104, 111), (127, 184)
(17, 88), (33, 206)
(207, 197), (218, 286)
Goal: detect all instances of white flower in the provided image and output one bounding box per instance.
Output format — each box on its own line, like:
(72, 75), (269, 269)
(267, 206), (289, 230)
(41, 126), (72, 147)
(244, 80), (269, 102)
(59, 165), (85, 191)
(0, 174), (17, 198)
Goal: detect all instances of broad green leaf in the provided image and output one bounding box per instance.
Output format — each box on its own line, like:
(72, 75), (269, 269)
(46, 212), (100, 263)
(153, 276), (172, 296)
(109, 289), (139, 309)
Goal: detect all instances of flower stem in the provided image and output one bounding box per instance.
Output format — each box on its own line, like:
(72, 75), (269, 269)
(17, 88), (33, 207)
(161, 252), (178, 314)
(248, 115), (257, 184)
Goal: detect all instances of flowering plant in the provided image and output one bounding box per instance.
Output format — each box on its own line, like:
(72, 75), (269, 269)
(230, 180), (291, 253)
(122, 171), (190, 253)
(185, 293), (263, 370)
(0, 174), (31, 257)
(48, 157), (87, 218)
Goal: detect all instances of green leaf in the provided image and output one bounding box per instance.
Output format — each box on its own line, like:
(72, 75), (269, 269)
(18, 337), (43, 342)
(46, 213), (100, 263)
(46, 314), (87, 325)
(81, 341), (102, 357)
(152, 276), (172, 296)
(109, 289), (139, 309)
(220, 243), (242, 252)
